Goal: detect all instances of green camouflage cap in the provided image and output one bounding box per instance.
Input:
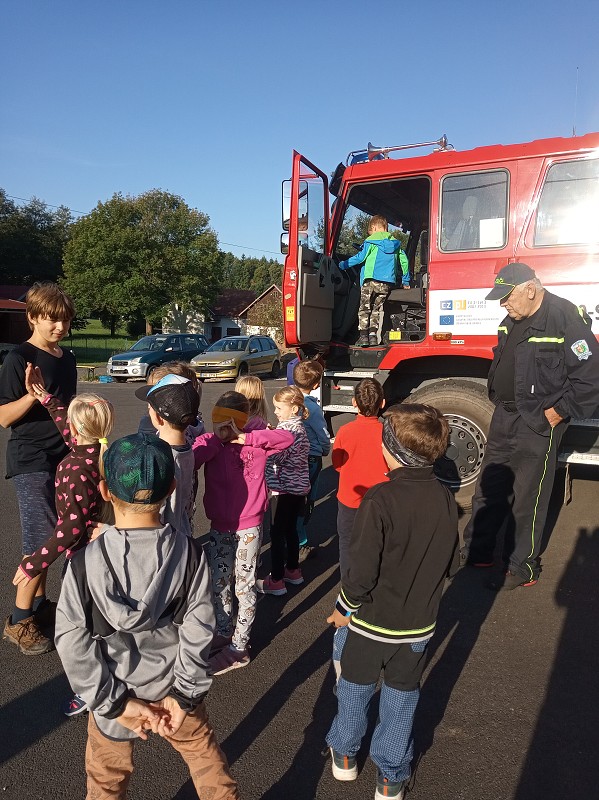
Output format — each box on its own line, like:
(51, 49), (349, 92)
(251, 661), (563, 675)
(103, 433), (174, 504)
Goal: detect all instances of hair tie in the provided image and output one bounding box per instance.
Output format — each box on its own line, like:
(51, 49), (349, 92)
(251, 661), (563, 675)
(98, 437), (108, 445)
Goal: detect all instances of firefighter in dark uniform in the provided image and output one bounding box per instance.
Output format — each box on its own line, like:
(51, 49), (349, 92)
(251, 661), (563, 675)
(462, 263), (599, 590)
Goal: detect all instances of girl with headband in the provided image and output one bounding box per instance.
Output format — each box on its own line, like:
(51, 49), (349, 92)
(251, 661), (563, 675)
(13, 364), (114, 716)
(192, 390), (294, 675)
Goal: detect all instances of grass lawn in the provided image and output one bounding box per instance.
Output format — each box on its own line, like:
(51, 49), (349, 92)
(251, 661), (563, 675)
(67, 319), (136, 366)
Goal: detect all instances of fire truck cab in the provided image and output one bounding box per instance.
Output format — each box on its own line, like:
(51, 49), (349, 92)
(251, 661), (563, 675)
(281, 133), (599, 506)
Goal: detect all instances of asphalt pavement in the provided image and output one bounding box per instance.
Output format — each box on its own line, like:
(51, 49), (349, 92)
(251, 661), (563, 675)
(0, 378), (598, 799)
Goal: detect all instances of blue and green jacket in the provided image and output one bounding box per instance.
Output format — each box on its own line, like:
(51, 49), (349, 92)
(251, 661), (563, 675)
(339, 231), (409, 287)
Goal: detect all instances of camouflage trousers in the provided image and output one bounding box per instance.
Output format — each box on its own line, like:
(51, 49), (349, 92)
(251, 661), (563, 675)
(358, 280), (392, 335)
(85, 706), (240, 799)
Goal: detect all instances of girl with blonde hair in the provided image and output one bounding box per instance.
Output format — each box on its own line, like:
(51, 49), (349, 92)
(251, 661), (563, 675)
(235, 374), (268, 430)
(13, 366), (114, 716)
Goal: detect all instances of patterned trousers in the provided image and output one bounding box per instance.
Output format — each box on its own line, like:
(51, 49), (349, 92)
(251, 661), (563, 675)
(327, 628), (430, 782)
(358, 280), (391, 336)
(208, 525), (262, 650)
(85, 705), (239, 799)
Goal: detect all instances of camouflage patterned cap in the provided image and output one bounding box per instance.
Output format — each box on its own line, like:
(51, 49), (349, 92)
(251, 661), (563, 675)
(103, 433), (175, 504)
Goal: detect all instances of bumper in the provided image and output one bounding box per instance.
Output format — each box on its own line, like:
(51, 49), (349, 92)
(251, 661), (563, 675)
(107, 363), (149, 378)
(194, 366), (238, 379)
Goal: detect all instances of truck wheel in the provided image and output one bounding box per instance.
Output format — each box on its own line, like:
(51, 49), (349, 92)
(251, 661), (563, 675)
(405, 379), (494, 511)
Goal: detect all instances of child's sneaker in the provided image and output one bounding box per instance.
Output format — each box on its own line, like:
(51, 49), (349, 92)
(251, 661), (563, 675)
(283, 568), (304, 585)
(375, 774), (407, 799)
(330, 747), (358, 781)
(2, 614), (54, 655)
(62, 694), (88, 717)
(256, 575), (287, 596)
(210, 632), (233, 655)
(209, 645), (250, 676)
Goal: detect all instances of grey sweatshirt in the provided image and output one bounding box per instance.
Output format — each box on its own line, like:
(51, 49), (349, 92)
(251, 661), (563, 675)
(163, 444), (195, 537)
(55, 524), (214, 740)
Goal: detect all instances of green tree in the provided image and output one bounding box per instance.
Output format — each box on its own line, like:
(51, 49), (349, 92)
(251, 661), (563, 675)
(0, 189), (72, 284)
(63, 190), (222, 334)
(219, 253), (283, 294)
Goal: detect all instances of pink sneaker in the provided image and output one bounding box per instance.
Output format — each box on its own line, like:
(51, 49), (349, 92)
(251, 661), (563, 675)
(209, 645), (250, 676)
(283, 568), (304, 585)
(256, 575), (287, 596)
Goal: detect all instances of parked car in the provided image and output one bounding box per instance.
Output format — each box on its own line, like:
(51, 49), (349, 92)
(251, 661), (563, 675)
(191, 335), (281, 380)
(107, 333), (209, 382)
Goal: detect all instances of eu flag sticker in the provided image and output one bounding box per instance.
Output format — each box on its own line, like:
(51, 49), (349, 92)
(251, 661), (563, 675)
(440, 300), (453, 310)
(439, 315), (454, 325)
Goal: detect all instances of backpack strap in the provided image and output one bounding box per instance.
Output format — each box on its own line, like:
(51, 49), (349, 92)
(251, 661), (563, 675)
(69, 550), (115, 638)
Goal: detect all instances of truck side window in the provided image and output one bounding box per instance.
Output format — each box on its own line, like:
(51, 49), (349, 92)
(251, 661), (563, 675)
(534, 158), (599, 246)
(440, 170), (508, 252)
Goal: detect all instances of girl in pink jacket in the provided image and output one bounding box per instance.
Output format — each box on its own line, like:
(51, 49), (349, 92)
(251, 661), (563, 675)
(192, 390), (293, 675)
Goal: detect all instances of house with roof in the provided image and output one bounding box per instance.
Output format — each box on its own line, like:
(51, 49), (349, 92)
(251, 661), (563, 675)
(0, 286), (30, 361)
(162, 285), (284, 343)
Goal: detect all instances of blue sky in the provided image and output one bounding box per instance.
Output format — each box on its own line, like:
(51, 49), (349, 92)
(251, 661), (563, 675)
(2, 0), (599, 263)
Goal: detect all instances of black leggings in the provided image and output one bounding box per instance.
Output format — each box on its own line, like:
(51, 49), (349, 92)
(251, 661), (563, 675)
(269, 493), (305, 580)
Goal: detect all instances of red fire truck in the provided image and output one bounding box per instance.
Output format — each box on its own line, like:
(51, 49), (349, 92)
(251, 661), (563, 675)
(281, 132), (599, 506)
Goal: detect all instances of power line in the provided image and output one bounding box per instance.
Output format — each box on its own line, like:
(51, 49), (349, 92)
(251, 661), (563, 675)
(5, 193), (87, 215)
(5, 194), (282, 257)
(220, 241), (282, 257)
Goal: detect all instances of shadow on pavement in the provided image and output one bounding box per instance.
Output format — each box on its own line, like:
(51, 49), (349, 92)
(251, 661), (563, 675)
(514, 525), (599, 798)
(0, 671), (70, 764)
(412, 566), (499, 773)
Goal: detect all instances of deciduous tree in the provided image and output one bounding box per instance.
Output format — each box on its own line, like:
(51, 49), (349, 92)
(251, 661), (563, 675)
(63, 190), (222, 334)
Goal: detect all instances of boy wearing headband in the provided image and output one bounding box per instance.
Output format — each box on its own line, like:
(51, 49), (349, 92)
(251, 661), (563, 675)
(192, 391), (294, 674)
(326, 404), (459, 800)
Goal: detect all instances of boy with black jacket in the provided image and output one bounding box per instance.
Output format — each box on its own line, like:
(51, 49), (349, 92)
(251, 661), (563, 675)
(326, 404), (458, 800)
(54, 433), (239, 800)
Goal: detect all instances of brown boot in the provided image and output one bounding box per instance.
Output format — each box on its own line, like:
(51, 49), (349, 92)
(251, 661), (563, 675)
(3, 614), (54, 655)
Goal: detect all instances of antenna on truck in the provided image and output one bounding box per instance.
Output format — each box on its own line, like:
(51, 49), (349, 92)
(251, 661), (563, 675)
(346, 134), (454, 165)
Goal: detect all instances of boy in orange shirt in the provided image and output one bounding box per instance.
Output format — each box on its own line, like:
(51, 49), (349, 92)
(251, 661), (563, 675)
(332, 378), (388, 579)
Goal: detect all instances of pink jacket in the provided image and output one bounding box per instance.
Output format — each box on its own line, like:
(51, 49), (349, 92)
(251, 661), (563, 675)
(192, 428), (293, 531)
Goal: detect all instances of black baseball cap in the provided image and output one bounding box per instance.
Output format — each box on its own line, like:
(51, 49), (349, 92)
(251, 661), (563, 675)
(103, 433), (175, 504)
(485, 263), (537, 301)
(135, 374), (199, 426)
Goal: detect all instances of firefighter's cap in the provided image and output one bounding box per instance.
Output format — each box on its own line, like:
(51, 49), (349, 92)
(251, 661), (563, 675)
(486, 263), (537, 301)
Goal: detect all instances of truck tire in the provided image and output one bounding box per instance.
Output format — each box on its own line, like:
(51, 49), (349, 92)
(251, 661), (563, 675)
(405, 379), (494, 511)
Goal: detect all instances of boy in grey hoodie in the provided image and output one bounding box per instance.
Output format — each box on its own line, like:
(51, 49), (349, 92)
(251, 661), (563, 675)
(54, 433), (239, 800)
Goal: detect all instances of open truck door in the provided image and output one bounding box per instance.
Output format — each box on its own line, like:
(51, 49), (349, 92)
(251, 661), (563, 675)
(281, 152), (334, 347)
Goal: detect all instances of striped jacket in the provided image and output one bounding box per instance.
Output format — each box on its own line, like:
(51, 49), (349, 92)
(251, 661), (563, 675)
(265, 416), (310, 496)
(335, 466), (458, 644)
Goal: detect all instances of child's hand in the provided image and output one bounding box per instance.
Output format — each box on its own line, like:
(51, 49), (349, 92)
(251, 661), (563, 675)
(327, 609), (351, 628)
(25, 363), (45, 398)
(154, 695), (188, 738)
(116, 698), (166, 740)
(12, 565), (31, 587)
(88, 522), (106, 542)
(229, 432), (246, 445)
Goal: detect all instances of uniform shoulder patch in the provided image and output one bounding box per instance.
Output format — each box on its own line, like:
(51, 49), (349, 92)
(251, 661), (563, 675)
(571, 339), (592, 361)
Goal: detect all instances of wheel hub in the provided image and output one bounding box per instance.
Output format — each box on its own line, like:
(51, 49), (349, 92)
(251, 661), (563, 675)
(434, 414), (486, 488)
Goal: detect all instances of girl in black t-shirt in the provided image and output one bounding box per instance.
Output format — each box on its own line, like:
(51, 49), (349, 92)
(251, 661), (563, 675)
(0, 283), (77, 656)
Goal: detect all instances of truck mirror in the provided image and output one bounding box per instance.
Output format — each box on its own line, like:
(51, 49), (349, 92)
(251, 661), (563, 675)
(280, 233), (289, 254)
